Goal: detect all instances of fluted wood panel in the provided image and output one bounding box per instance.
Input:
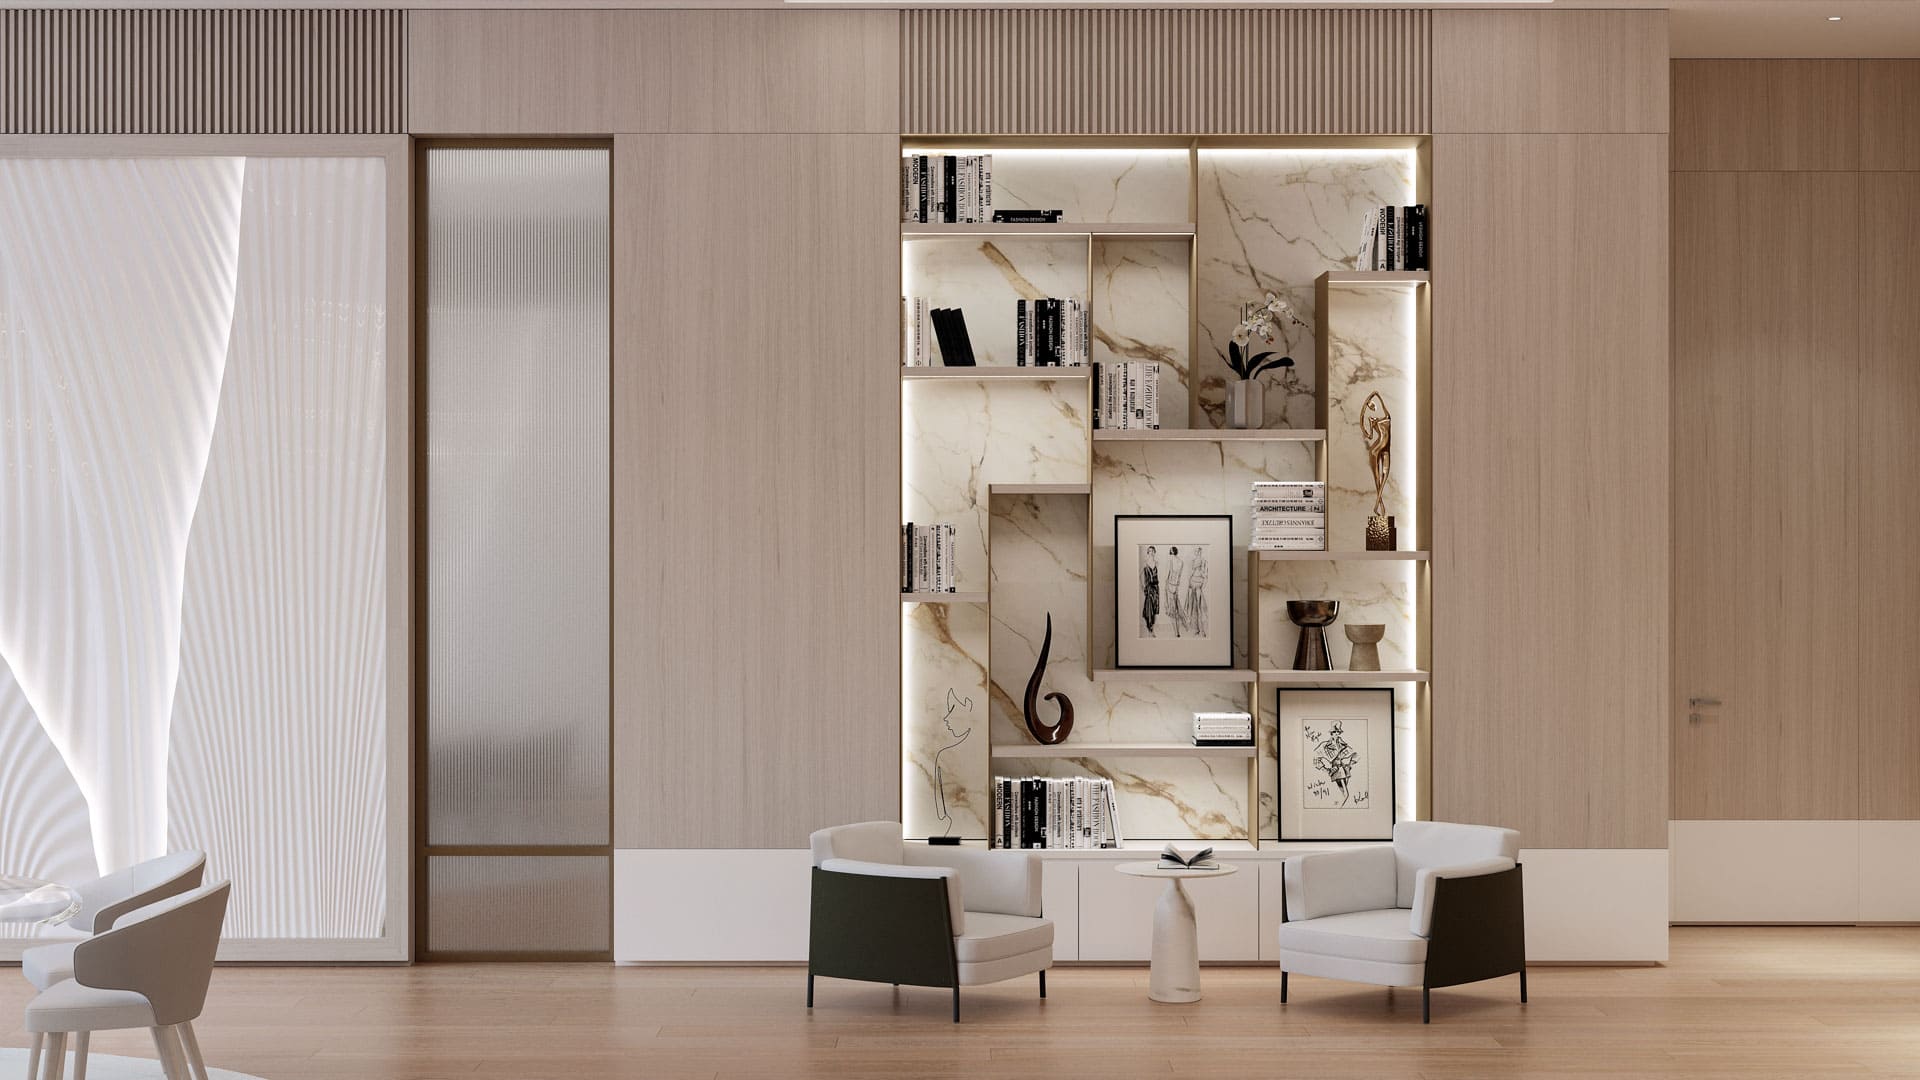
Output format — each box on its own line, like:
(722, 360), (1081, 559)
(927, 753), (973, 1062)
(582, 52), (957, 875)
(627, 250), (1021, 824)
(1432, 134), (1670, 850)
(0, 9), (404, 134)
(900, 8), (1429, 135)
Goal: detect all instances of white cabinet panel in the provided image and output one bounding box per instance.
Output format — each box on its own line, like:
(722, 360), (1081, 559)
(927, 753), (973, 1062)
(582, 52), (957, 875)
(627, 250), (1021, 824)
(615, 849), (812, 962)
(1520, 849), (1669, 962)
(1041, 860), (1080, 960)
(1258, 861), (1286, 962)
(1859, 821), (1920, 922)
(1079, 862), (1259, 961)
(1671, 821), (1859, 923)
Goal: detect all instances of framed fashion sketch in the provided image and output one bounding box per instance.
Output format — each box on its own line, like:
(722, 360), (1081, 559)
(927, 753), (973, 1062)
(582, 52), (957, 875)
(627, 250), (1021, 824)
(1276, 688), (1396, 840)
(1113, 515), (1234, 669)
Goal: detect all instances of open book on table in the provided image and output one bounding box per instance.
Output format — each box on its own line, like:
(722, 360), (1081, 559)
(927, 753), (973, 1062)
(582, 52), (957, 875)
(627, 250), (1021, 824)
(1158, 844), (1217, 869)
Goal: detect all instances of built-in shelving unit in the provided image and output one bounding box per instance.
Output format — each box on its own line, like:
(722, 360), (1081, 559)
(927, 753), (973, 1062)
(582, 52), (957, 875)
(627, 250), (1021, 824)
(901, 136), (1432, 853)
(990, 742), (1256, 759)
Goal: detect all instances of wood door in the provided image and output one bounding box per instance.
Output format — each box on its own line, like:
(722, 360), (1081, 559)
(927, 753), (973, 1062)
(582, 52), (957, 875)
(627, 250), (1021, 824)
(1670, 171), (1860, 820)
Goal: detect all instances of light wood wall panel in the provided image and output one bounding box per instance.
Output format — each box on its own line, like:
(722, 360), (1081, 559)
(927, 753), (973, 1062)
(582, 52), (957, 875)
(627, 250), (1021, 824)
(1433, 10), (1668, 134)
(1431, 134), (1670, 851)
(1670, 172), (1861, 822)
(0, 8), (405, 134)
(1862, 62), (1920, 171)
(1672, 60), (1860, 171)
(899, 8), (1430, 135)
(612, 134), (899, 849)
(1857, 173), (1920, 820)
(408, 10), (897, 135)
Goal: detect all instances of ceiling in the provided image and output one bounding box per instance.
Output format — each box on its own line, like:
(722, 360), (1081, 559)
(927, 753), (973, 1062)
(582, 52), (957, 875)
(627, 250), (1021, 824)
(1671, 0), (1920, 57)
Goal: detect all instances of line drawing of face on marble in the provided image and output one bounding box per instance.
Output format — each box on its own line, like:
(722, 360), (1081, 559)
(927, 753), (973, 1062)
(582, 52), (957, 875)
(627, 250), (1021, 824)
(1137, 543), (1211, 640)
(1303, 718), (1368, 810)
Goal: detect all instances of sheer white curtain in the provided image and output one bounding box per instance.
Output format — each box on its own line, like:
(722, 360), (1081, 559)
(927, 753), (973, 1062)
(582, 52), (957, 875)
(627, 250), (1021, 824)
(0, 155), (390, 941)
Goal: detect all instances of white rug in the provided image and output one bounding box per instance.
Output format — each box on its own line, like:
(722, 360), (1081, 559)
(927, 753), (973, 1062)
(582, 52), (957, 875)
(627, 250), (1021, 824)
(0, 1046), (266, 1079)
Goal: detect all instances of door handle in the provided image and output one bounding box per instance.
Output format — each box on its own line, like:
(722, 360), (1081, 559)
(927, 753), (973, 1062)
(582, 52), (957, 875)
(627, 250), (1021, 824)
(1687, 696), (1722, 724)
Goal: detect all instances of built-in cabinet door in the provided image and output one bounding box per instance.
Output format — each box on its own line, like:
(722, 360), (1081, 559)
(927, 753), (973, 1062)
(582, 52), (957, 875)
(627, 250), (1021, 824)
(1670, 171), (1860, 821)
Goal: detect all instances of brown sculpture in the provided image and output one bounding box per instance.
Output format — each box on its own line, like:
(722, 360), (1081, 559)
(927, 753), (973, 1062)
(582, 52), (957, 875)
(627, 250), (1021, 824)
(1360, 391), (1396, 550)
(1023, 614), (1075, 745)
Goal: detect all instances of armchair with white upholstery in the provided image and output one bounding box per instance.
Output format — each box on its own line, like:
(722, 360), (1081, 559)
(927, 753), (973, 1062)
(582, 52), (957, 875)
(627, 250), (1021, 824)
(807, 822), (1052, 1022)
(1277, 821), (1526, 1023)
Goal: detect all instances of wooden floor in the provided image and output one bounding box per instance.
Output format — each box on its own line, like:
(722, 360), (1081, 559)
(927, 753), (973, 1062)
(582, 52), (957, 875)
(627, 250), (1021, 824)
(4, 927), (1919, 1078)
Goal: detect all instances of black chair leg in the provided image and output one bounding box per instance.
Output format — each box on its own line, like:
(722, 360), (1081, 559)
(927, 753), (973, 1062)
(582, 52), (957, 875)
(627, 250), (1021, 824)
(1281, 970), (1289, 1003)
(1422, 987), (1431, 1024)
(807, 972), (814, 1008)
(1520, 967), (1529, 1004)
(1039, 970), (1046, 998)
(952, 986), (961, 1023)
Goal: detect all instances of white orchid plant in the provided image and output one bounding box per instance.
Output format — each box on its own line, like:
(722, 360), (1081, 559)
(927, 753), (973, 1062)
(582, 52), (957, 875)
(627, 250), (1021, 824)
(1227, 292), (1311, 381)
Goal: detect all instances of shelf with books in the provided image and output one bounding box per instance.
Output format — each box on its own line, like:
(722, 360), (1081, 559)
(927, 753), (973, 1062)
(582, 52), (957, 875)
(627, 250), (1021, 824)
(989, 742), (1257, 759)
(900, 366), (1090, 380)
(900, 592), (989, 604)
(902, 222), (1196, 239)
(1094, 428), (1326, 443)
(1256, 549), (1431, 561)
(1091, 668), (1259, 684)
(1258, 669), (1430, 685)
(1320, 270), (1430, 287)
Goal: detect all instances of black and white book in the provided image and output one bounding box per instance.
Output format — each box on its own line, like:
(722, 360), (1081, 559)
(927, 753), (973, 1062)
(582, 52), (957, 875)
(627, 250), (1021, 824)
(1359, 204), (1430, 270)
(901, 154), (994, 223)
(992, 775), (1121, 849)
(992, 209), (1064, 223)
(1159, 844), (1216, 869)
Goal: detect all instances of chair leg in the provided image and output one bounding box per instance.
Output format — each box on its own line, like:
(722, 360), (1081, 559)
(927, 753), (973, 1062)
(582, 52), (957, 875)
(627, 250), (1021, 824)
(27, 1032), (42, 1080)
(1281, 970), (1289, 1004)
(43, 1033), (66, 1080)
(806, 971), (814, 1008)
(179, 1022), (210, 1080)
(1039, 970), (1046, 999)
(149, 1027), (186, 1080)
(71, 1033), (88, 1080)
(1422, 987), (1431, 1024)
(952, 985), (960, 1024)
(1520, 966), (1529, 1004)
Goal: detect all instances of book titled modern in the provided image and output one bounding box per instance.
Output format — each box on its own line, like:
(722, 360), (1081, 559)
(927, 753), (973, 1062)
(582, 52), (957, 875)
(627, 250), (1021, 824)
(991, 776), (1122, 849)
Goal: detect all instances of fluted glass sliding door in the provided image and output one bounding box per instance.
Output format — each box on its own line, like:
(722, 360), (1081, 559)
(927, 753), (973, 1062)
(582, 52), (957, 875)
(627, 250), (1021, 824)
(422, 146), (612, 958)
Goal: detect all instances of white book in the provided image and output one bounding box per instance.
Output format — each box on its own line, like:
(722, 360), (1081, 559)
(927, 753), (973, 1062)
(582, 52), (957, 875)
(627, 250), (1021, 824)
(979, 155), (993, 221)
(1253, 514), (1326, 528)
(1251, 538), (1327, 550)
(1143, 362), (1160, 428)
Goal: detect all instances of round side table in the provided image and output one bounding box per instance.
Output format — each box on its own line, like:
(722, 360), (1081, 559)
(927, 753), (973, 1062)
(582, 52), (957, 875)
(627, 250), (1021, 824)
(1115, 861), (1239, 1003)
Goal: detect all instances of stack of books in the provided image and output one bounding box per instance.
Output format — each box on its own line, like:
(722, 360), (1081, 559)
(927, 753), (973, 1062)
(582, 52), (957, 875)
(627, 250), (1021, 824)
(1095, 361), (1160, 429)
(992, 209), (1063, 224)
(1251, 482), (1326, 551)
(902, 154), (992, 224)
(901, 522), (958, 592)
(1193, 711), (1254, 747)
(903, 299), (977, 366)
(993, 776), (1122, 849)
(1015, 298), (1088, 366)
(1360, 204), (1430, 271)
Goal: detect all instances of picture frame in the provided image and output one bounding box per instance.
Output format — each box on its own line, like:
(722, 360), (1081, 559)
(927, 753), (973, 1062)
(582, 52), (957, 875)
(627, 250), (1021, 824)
(1276, 687), (1396, 840)
(1112, 514), (1234, 669)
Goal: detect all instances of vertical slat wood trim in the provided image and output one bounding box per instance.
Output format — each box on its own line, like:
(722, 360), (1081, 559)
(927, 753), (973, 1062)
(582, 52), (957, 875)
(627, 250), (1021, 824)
(901, 8), (1428, 135)
(0, 9), (404, 134)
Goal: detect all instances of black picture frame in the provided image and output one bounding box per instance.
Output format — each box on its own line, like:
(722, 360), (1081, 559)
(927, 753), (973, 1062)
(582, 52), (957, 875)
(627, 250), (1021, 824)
(1112, 514), (1235, 669)
(1275, 687), (1397, 841)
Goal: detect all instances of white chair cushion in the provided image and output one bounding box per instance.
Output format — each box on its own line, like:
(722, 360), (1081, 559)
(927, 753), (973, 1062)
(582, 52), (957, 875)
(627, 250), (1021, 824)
(20, 941), (77, 991)
(24, 979), (156, 1034)
(1392, 821), (1521, 907)
(1282, 846), (1398, 922)
(819, 857), (965, 935)
(1278, 908), (1429, 966)
(1408, 857), (1516, 936)
(809, 821), (905, 867)
(903, 846), (1042, 918)
(954, 912), (1053, 965)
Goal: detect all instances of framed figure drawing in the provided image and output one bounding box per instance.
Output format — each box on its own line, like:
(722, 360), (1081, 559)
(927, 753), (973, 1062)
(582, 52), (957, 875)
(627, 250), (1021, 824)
(1113, 515), (1234, 669)
(1276, 688), (1395, 840)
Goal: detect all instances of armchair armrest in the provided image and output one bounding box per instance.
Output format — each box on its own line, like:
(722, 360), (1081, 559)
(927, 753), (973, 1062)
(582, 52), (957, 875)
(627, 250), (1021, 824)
(1410, 857), (1515, 936)
(902, 846), (1041, 918)
(1283, 845), (1398, 922)
(819, 858), (964, 935)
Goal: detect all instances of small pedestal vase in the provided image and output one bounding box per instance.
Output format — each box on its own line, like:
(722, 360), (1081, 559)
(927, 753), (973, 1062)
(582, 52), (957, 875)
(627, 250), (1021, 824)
(1345, 624), (1385, 671)
(1287, 600), (1340, 671)
(1226, 380), (1264, 430)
